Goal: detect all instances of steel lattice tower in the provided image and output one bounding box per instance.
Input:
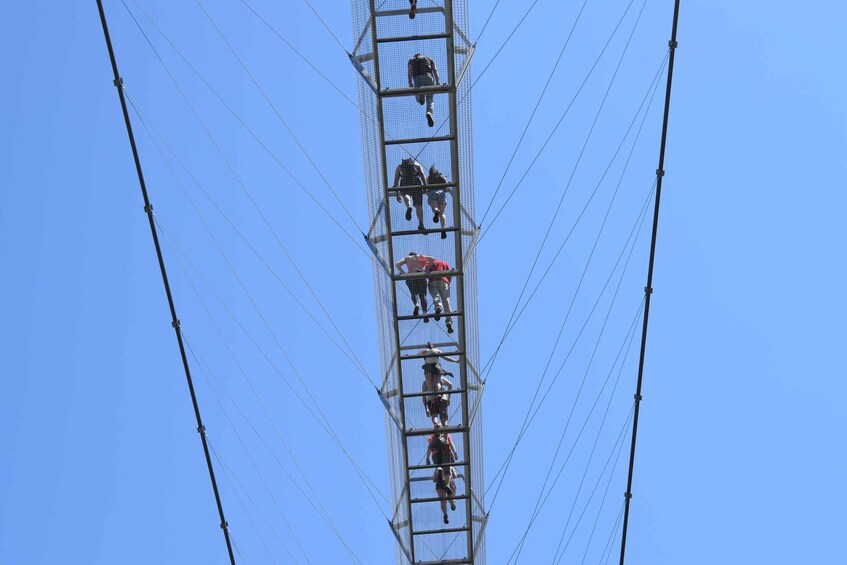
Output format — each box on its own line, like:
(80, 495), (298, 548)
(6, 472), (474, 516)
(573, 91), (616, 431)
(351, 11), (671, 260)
(351, 1), (486, 563)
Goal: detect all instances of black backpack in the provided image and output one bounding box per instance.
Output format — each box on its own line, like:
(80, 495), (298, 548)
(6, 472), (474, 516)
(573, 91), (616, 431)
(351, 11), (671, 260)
(400, 158), (418, 180)
(410, 55), (434, 77)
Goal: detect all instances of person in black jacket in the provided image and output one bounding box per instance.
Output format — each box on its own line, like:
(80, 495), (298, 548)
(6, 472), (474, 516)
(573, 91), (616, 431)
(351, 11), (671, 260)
(408, 54), (441, 127)
(393, 157), (428, 231)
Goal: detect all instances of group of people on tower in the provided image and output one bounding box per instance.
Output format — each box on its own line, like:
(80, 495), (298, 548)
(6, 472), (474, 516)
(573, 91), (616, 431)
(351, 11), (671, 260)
(393, 157), (451, 237)
(395, 252), (454, 333)
(391, 32), (461, 524)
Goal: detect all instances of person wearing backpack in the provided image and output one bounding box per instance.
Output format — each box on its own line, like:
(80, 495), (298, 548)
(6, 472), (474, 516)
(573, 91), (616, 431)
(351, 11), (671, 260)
(426, 165), (452, 239)
(433, 466), (458, 524)
(407, 53), (441, 127)
(393, 157), (428, 231)
(422, 371), (453, 426)
(427, 257), (454, 333)
(426, 430), (459, 467)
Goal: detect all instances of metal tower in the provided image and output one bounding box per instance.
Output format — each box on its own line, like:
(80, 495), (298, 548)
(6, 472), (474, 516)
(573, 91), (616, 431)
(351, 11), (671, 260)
(351, 1), (486, 563)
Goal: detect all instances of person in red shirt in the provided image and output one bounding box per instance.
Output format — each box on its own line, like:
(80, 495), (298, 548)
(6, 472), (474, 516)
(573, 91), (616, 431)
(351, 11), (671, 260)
(427, 258), (454, 333)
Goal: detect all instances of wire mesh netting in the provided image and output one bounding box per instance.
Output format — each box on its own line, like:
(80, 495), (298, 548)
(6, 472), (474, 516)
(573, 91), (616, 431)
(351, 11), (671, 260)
(352, 0), (484, 562)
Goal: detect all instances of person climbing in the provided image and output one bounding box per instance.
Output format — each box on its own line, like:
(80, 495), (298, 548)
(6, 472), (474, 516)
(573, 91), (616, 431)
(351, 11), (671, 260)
(433, 466), (458, 524)
(426, 428), (459, 467)
(427, 257), (454, 333)
(393, 157), (428, 232)
(396, 252), (435, 320)
(408, 53), (441, 127)
(408, 0), (417, 19)
(426, 165), (451, 239)
(418, 342), (459, 386)
(422, 372), (453, 426)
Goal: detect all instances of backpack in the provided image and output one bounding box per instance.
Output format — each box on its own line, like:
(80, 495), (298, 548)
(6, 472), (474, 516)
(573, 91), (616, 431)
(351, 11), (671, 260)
(400, 158), (418, 180)
(410, 55), (434, 77)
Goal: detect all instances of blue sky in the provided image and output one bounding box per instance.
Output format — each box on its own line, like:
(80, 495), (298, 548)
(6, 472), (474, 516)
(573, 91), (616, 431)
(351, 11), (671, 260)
(2, 1), (845, 564)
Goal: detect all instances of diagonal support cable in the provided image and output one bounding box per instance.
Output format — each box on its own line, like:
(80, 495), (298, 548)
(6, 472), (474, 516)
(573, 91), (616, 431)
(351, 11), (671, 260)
(95, 1), (235, 562)
(618, 1), (682, 563)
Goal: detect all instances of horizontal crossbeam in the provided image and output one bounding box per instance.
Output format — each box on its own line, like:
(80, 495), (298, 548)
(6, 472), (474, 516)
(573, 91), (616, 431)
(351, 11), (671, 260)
(411, 494), (470, 504)
(403, 387), (466, 399)
(377, 33), (450, 43)
(405, 425), (468, 437)
(413, 526), (470, 536)
(381, 84), (452, 98)
(397, 310), (462, 321)
(385, 134), (454, 146)
(399, 349), (462, 361)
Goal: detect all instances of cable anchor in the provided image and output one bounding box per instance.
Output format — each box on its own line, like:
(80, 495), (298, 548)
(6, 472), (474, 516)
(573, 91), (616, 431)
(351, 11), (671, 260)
(113, 76), (123, 88)
(144, 203), (154, 214)
(197, 425), (206, 435)
(656, 168), (665, 177)
(668, 39), (678, 49)
(625, 491), (633, 499)
(172, 319), (181, 329)
(634, 393), (643, 401)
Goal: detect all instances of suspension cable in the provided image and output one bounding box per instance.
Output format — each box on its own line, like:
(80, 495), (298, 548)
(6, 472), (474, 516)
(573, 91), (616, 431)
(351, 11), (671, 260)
(618, 2), (681, 563)
(94, 2), (235, 562)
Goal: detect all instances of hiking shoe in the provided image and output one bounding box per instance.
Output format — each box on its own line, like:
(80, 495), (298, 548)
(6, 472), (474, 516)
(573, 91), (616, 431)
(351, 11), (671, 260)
(443, 514), (449, 524)
(413, 305), (420, 317)
(434, 306), (442, 321)
(423, 315), (429, 324)
(418, 223), (426, 232)
(405, 207), (413, 221)
(450, 500), (457, 511)
(426, 112), (434, 127)
(441, 230), (447, 239)
(446, 321), (454, 334)
(409, 0), (417, 18)
(433, 211), (440, 223)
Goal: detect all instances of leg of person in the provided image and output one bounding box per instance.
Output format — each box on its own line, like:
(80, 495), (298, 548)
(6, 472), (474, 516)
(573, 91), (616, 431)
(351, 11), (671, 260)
(437, 400), (449, 427)
(449, 480), (457, 510)
(402, 193), (413, 221)
(429, 282), (443, 320)
(415, 203), (425, 231)
(443, 281), (454, 332)
(406, 280), (420, 316)
(409, 0), (417, 19)
(414, 279), (429, 321)
(438, 490), (449, 523)
(429, 198), (440, 224)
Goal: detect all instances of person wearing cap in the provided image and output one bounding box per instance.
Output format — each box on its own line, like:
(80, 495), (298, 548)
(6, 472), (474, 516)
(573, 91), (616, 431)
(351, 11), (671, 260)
(426, 165), (452, 239)
(427, 257), (454, 333)
(395, 252), (435, 319)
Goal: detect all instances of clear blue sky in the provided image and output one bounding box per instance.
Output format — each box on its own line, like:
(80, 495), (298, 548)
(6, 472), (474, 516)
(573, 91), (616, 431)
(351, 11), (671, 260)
(2, 1), (845, 564)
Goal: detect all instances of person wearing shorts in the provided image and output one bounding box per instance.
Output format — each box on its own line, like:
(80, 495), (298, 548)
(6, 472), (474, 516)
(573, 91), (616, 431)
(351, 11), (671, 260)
(433, 466), (457, 523)
(422, 373), (453, 426)
(393, 157), (428, 231)
(426, 166), (452, 239)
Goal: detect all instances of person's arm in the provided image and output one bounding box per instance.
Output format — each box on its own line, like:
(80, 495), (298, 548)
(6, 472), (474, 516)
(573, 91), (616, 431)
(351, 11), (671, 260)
(395, 257), (407, 273)
(440, 377), (453, 391)
(416, 163), (428, 186)
(442, 355), (459, 363)
(425, 441), (433, 465)
(422, 380), (430, 415)
(448, 436), (459, 460)
(432, 60), (441, 85)
(393, 165), (402, 201)
(408, 60), (414, 87)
